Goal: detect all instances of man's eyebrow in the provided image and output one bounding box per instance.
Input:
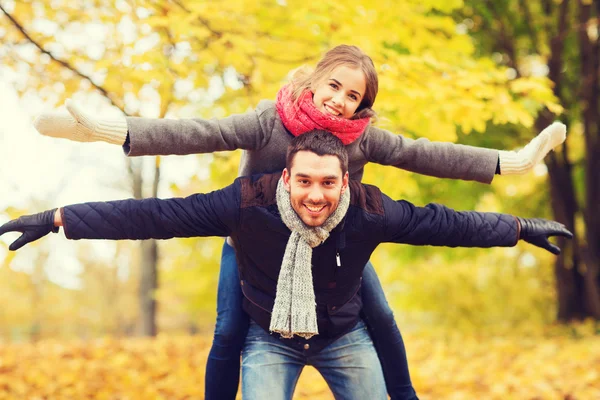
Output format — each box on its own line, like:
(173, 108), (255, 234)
(294, 173), (339, 180)
(329, 78), (363, 98)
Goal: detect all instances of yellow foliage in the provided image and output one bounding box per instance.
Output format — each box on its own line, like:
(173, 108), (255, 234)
(0, 329), (598, 399)
(0, 0), (569, 348)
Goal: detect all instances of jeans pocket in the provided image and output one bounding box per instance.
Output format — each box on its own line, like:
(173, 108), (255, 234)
(245, 320), (268, 342)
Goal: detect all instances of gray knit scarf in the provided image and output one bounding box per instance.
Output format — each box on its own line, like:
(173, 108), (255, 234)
(270, 177), (350, 339)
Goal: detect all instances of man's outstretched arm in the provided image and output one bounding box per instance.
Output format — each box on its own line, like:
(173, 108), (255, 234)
(382, 196), (572, 255)
(0, 181), (241, 251)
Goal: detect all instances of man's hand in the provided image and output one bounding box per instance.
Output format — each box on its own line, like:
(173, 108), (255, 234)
(33, 99), (128, 145)
(517, 217), (573, 255)
(0, 209), (60, 251)
(499, 122), (567, 175)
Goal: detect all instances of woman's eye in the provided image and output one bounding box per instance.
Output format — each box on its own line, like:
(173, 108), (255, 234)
(349, 94), (357, 101)
(329, 83), (338, 90)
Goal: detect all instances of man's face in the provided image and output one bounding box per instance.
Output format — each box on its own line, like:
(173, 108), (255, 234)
(282, 150), (349, 227)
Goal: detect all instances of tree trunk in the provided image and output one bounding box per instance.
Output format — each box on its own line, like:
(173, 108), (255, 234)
(578, 0), (600, 318)
(139, 239), (158, 336)
(129, 157), (161, 336)
(544, 149), (585, 320)
(542, 0), (600, 321)
(537, 0), (589, 321)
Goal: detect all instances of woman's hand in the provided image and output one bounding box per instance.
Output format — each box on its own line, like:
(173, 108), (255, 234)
(33, 99), (128, 145)
(498, 122), (567, 175)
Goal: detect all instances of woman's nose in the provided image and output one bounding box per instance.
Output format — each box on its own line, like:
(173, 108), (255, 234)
(332, 93), (344, 106)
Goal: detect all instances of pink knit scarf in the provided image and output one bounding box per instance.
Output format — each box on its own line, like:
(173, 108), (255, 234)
(275, 84), (370, 145)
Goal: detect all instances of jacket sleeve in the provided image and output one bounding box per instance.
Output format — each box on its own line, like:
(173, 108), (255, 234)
(61, 180), (241, 241)
(360, 125), (499, 184)
(124, 103), (275, 156)
(381, 194), (519, 248)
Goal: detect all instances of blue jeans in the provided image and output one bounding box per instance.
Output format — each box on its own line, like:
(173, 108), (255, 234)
(242, 319), (386, 400)
(205, 240), (418, 400)
(205, 241), (249, 400)
(361, 264), (417, 399)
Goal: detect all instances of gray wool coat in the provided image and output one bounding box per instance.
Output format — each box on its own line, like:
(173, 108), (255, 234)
(123, 100), (498, 183)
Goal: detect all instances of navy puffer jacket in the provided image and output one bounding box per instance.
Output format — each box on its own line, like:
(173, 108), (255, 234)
(61, 172), (518, 354)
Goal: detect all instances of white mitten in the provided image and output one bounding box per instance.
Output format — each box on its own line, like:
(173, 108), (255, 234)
(33, 99), (128, 145)
(498, 122), (567, 175)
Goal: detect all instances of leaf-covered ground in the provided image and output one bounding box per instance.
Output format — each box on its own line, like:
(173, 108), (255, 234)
(0, 328), (599, 399)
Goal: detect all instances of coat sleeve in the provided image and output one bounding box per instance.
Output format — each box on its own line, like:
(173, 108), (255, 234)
(61, 180), (241, 241)
(381, 194), (519, 248)
(360, 125), (499, 184)
(124, 103), (275, 156)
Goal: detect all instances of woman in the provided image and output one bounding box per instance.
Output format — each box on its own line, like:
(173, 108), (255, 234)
(34, 44), (566, 399)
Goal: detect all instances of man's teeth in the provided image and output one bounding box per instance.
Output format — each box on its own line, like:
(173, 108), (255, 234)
(306, 205), (324, 212)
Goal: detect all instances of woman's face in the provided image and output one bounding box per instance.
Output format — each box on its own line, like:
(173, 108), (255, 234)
(312, 65), (366, 119)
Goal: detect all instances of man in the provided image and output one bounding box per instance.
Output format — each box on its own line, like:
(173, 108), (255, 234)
(0, 131), (572, 399)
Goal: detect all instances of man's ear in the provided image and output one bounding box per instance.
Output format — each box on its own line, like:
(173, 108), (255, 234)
(340, 172), (349, 195)
(282, 168), (291, 192)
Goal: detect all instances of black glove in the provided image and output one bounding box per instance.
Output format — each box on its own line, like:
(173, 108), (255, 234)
(517, 217), (573, 255)
(0, 209), (60, 251)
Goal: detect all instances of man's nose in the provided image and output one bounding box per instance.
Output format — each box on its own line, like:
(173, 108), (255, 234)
(307, 186), (324, 203)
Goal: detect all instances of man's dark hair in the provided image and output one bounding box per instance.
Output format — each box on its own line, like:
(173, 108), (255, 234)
(286, 130), (349, 175)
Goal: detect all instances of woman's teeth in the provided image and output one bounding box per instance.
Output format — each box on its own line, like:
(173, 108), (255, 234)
(325, 104), (340, 116)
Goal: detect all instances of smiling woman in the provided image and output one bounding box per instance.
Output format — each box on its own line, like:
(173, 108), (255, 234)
(291, 44), (378, 121)
(312, 66), (367, 119)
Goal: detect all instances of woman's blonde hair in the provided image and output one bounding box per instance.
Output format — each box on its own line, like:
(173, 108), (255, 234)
(290, 45), (378, 120)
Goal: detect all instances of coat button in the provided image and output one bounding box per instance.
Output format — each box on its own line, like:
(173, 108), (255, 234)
(303, 344), (310, 350)
(331, 306), (337, 310)
(240, 280), (244, 286)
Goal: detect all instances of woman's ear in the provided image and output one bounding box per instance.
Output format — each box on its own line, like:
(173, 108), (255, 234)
(309, 78), (320, 93)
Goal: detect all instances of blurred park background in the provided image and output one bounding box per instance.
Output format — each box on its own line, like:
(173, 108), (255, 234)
(0, 0), (599, 398)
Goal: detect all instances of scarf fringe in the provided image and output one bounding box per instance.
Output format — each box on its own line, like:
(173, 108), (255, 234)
(291, 313), (319, 340)
(269, 314), (292, 337)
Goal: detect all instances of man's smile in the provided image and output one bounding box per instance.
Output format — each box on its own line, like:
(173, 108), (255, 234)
(304, 204), (327, 215)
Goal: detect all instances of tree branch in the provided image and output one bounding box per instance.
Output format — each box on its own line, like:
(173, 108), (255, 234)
(517, 0), (541, 54)
(0, 3), (128, 115)
(484, 0), (520, 75)
(547, 0), (571, 97)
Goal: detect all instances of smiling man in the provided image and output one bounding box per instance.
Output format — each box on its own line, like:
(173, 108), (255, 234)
(282, 142), (349, 227)
(0, 131), (572, 399)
